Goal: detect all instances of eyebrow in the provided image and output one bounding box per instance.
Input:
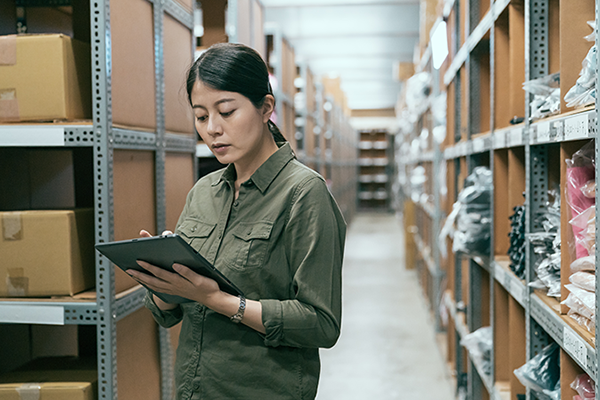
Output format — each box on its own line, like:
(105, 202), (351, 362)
(192, 98), (236, 109)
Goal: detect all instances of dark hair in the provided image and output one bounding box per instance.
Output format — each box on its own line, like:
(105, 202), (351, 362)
(186, 43), (286, 143)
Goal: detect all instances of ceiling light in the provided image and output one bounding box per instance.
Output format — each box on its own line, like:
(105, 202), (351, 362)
(431, 20), (448, 70)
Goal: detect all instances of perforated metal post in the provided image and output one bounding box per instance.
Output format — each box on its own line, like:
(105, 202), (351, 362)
(595, 0), (600, 394)
(91, 0), (117, 398)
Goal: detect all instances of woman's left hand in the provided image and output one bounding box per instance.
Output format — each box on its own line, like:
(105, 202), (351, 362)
(127, 261), (222, 305)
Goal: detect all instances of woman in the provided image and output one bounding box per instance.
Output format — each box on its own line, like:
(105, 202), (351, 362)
(127, 43), (346, 399)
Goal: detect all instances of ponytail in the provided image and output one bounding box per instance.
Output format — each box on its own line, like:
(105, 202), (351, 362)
(268, 120), (286, 143)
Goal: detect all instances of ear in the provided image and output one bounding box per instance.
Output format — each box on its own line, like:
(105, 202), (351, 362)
(261, 94), (275, 123)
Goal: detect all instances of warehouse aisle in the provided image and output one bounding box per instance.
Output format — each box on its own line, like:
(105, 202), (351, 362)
(316, 213), (455, 399)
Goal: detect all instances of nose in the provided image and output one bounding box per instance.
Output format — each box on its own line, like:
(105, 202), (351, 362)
(206, 115), (223, 136)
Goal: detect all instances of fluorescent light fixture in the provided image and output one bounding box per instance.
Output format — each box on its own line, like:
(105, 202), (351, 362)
(431, 21), (448, 69)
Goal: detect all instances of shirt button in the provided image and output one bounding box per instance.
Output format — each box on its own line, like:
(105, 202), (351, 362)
(193, 382), (201, 391)
(191, 227), (196, 232)
(233, 201), (239, 207)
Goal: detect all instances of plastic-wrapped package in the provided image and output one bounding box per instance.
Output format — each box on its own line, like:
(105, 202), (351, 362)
(562, 293), (594, 320)
(522, 73), (560, 121)
(453, 167), (492, 257)
(570, 271), (595, 292)
(570, 255), (595, 272)
(513, 343), (560, 399)
(565, 141), (595, 259)
(405, 72), (433, 118)
(580, 180), (595, 198)
(528, 190), (561, 297)
(460, 326), (492, 375)
(563, 283), (595, 320)
(508, 201), (526, 279)
(439, 167), (492, 259)
(571, 373), (595, 399)
(564, 44), (597, 109)
(567, 310), (595, 334)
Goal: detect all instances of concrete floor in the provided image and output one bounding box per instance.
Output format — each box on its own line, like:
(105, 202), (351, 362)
(316, 212), (456, 400)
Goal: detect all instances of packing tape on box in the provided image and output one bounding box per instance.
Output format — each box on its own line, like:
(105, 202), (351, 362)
(0, 35), (17, 65)
(0, 89), (19, 121)
(7, 268), (28, 297)
(2, 212), (23, 240)
(16, 383), (41, 400)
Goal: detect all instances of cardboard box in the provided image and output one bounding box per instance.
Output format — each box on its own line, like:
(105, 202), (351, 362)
(0, 34), (91, 122)
(164, 15), (194, 135)
(113, 150), (156, 293)
(117, 308), (160, 400)
(111, 0), (156, 130)
(0, 148), (93, 211)
(0, 209), (94, 297)
(0, 357), (96, 400)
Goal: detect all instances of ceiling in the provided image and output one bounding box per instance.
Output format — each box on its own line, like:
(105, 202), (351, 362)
(262, 0), (420, 112)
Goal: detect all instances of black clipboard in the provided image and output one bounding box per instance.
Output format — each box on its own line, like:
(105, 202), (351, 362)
(95, 234), (243, 304)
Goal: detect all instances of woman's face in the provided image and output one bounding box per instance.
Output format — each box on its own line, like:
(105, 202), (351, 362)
(191, 80), (275, 168)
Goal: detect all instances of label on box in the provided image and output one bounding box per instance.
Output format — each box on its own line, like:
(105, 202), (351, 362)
(537, 122), (550, 143)
(494, 132), (506, 148)
(564, 114), (589, 140)
(563, 327), (587, 368)
(509, 129), (522, 146)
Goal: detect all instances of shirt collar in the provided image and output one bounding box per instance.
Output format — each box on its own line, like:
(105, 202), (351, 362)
(213, 143), (295, 193)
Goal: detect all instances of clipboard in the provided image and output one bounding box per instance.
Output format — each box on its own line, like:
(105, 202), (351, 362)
(95, 234), (243, 303)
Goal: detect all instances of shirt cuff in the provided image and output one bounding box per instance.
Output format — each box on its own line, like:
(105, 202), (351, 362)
(260, 299), (284, 347)
(144, 291), (184, 328)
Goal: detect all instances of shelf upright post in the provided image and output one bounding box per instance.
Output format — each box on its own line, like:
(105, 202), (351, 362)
(431, 65), (443, 332)
(152, 1), (174, 399)
(488, 0), (496, 385)
(90, 0), (118, 398)
(524, 4), (552, 396)
(595, 0), (600, 394)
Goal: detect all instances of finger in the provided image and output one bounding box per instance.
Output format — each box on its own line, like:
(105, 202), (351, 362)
(172, 263), (195, 281)
(140, 229), (153, 237)
(162, 230), (173, 236)
(137, 260), (186, 285)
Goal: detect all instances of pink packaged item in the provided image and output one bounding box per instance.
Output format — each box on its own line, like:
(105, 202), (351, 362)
(565, 142), (595, 259)
(571, 373), (595, 399)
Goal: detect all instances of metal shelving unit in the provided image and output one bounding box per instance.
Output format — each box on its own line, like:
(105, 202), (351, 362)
(398, 0), (600, 398)
(0, 1), (196, 399)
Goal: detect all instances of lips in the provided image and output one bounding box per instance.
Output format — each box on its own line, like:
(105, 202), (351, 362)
(212, 143), (230, 153)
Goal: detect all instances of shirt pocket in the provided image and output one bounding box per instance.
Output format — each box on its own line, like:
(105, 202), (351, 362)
(228, 221), (273, 271)
(177, 218), (216, 254)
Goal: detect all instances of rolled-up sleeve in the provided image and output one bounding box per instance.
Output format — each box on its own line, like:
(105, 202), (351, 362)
(261, 177), (346, 349)
(144, 292), (184, 328)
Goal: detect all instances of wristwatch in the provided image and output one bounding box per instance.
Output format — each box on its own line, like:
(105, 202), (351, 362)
(230, 295), (246, 323)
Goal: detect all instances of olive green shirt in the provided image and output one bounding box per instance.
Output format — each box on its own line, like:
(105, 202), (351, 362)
(144, 143), (346, 400)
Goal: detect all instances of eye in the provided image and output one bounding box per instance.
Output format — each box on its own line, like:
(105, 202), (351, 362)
(196, 115), (208, 123)
(221, 110), (235, 117)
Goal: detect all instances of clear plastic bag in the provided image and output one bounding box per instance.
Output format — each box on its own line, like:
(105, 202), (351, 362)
(522, 73), (560, 121)
(567, 310), (595, 333)
(563, 284), (595, 319)
(514, 343), (560, 396)
(571, 373), (595, 399)
(564, 44), (597, 109)
(570, 255), (595, 273)
(565, 141), (596, 259)
(527, 190), (561, 297)
(460, 326), (492, 375)
(439, 167), (492, 259)
(580, 180), (595, 198)
(570, 271), (595, 292)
